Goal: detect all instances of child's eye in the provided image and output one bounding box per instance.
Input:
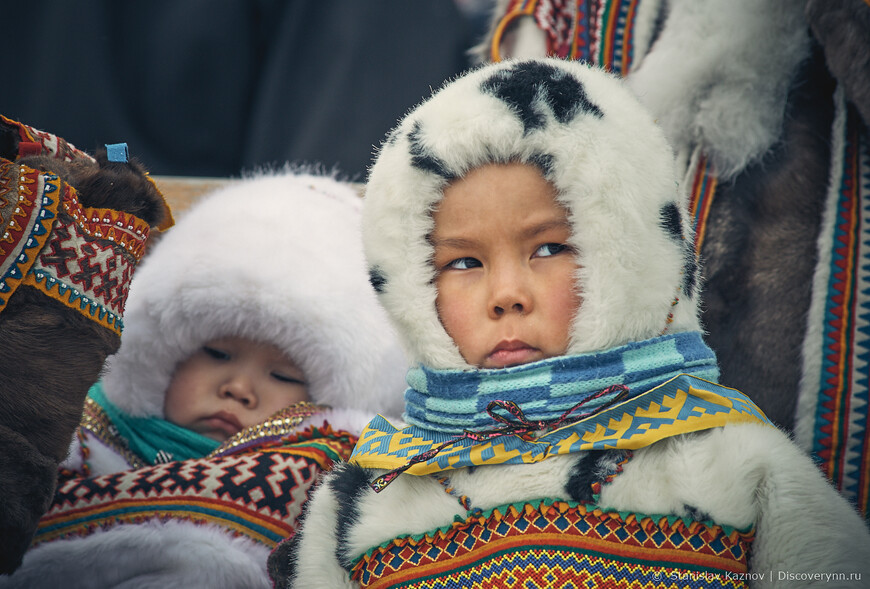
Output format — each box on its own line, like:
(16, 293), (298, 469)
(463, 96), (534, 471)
(446, 257), (482, 270)
(272, 372), (306, 386)
(203, 346), (230, 361)
(534, 243), (569, 258)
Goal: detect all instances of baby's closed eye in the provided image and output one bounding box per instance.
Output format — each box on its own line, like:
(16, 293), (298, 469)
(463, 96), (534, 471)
(203, 346), (231, 361)
(271, 371), (306, 386)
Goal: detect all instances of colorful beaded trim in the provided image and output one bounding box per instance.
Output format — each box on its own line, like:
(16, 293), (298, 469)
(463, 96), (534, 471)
(352, 499), (754, 588)
(0, 162), (151, 334)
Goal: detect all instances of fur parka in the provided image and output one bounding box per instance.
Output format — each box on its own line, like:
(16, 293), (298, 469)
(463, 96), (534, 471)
(273, 58), (870, 588)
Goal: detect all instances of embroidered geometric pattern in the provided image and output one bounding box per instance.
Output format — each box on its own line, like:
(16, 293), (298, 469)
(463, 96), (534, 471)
(351, 374), (771, 476)
(351, 500), (754, 588)
(0, 162), (61, 309)
(491, 0), (640, 75)
(1, 114), (95, 165)
(592, 0), (639, 75)
(20, 177), (149, 333)
(0, 116), (153, 333)
(35, 426), (357, 548)
(800, 101), (870, 520)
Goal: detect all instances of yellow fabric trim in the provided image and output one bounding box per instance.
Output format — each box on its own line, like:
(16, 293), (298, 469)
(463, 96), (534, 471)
(350, 376), (771, 475)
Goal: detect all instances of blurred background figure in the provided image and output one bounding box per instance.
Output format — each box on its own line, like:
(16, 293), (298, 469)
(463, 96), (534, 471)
(3, 1), (495, 179)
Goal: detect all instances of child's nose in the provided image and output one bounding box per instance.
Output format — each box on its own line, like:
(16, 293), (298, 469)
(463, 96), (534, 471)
(219, 375), (257, 408)
(488, 265), (533, 319)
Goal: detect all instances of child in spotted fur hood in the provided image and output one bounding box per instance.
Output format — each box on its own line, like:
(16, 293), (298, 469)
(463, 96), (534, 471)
(1, 171), (408, 589)
(273, 59), (870, 588)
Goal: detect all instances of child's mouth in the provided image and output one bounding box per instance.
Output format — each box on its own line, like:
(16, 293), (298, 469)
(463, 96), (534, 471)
(486, 340), (539, 368)
(204, 411), (243, 437)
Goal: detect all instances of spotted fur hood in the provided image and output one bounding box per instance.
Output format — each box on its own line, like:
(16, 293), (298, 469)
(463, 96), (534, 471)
(362, 58), (702, 370)
(100, 172), (408, 418)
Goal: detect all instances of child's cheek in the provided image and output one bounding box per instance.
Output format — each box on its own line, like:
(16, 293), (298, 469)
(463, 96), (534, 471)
(434, 274), (477, 342)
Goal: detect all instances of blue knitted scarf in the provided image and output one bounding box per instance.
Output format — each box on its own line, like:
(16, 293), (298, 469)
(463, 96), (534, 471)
(403, 332), (719, 433)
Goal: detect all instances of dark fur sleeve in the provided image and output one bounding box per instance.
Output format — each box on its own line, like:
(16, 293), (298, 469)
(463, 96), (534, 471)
(0, 127), (170, 574)
(806, 0), (870, 126)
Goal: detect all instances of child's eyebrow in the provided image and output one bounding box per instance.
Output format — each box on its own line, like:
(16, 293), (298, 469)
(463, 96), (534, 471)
(522, 218), (573, 239)
(431, 219), (572, 249)
(430, 236), (479, 250)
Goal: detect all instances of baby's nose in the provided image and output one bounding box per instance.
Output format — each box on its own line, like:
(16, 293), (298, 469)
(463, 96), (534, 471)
(219, 376), (257, 408)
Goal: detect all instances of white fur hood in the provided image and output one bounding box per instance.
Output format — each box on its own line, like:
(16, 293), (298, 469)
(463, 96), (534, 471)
(362, 58), (702, 369)
(100, 172), (408, 418)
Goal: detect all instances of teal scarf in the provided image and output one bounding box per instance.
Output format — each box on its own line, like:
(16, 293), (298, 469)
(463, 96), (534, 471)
(403, 332), (719, 433)
(88, 382), (220, 464)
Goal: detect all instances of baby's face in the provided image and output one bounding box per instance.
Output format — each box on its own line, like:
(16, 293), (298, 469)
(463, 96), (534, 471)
(432, 163), (582, 369)
(163, 336), (308, 441)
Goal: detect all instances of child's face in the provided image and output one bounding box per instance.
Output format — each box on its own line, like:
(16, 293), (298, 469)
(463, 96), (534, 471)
(432, 163), (582, 368)
(163, 336), (308, 441)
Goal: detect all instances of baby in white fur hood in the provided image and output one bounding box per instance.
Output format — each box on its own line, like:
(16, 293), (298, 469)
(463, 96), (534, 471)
(1, 171), (408, 589)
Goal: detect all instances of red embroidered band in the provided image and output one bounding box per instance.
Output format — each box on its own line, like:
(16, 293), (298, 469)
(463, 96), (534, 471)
(0, 160), (151, 334)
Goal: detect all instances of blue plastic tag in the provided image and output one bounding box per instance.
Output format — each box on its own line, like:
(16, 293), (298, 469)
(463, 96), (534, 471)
(105, 143), (129, 163)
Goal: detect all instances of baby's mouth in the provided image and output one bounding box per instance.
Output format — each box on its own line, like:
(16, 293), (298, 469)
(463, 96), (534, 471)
(204, 411), (243, 437)
(485, 340), (540, 368)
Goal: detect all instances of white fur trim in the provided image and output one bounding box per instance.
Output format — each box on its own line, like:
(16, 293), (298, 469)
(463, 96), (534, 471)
(289, 471), (359, 589)
(626, 0), (811, 179)
(363, 58), (701, 369)
(795, 87), (848, 452)
(0, 520), (270, 589)
(101, 172), (408, 418)
(295, 407), (390, 438)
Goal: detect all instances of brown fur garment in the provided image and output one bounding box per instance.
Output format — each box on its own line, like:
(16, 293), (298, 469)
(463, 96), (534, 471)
(700, 49), (836, 429)
(806, 0), (870, 127)
(16, 149), (168, 228)
(0, 144), (168, 573)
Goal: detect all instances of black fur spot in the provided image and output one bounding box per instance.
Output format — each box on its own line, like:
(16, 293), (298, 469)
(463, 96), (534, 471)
(480, 61), (603, 135)
(566, 450), (630, 503)
(566, 452), (599, 502)
(407, 121), (455, 180)
(659, 202), (684, 242)
(267, 534), (300, 588)
(369, 266), (387, 294)
(330, 463), (374, 570)
(527, 153), (555, 178)
(683, 504), (712, 522)
(682, 249), (698, 298)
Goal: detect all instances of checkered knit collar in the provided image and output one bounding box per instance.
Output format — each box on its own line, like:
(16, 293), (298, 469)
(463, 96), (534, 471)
(402, 332), (719, 434)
